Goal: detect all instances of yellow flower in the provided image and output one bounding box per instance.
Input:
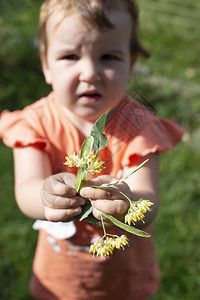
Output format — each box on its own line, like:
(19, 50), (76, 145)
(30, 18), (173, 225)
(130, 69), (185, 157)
(138, 200), (154, 213)
(96, 244), (114, 257)
(89, 240), (113, 257)
(64, 153), (84, 168)
(84, 150), (96, 162)
(84, 150), (105, 174)
(132, 210), (145, 223)
(125, 214), (133, 226)
(89, 240), (104, 255)
(88, 157), (105, 174)
(64, 151), (105, 174)
(125, 200), (153, 225)
(114, 235), (129, 250)
(89, 234), (129, 257)
(104, 237), (116, 248)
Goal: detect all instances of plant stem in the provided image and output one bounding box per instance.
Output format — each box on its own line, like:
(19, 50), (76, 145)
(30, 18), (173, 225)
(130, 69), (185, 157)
(100, 212), (107, 236)
(111, 187), (132, 205)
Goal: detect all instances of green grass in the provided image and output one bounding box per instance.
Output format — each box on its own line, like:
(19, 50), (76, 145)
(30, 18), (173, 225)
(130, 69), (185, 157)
(0, 143), (37, 299)
(152, 144), (200, 299)
(0, 0), (200, 299)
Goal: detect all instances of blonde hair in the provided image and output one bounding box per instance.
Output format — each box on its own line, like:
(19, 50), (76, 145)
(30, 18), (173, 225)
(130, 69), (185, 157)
(38, 0), (149, 58)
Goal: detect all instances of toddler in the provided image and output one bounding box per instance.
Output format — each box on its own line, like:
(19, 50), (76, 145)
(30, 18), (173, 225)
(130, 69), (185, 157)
(0, 0), (185, 299)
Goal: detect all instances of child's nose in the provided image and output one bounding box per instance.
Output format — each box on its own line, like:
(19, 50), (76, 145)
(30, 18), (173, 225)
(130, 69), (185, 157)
(79, 59), (101, 83)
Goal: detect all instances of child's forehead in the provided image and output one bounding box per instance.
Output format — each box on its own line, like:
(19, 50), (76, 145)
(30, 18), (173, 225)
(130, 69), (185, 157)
(45, 10), (133, 55)
(46, 7), (132, 34)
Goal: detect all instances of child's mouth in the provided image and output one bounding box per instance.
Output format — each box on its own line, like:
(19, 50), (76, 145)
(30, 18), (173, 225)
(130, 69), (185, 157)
(79, 92), (102, 104)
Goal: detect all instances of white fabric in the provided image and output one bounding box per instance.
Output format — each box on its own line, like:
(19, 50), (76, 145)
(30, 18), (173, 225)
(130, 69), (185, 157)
(33, 220), (77, 240)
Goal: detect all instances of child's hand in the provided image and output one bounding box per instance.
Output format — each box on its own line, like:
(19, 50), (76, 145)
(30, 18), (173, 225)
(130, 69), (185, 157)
(80, 175), (131, 226)
(41, 173), (85, 222)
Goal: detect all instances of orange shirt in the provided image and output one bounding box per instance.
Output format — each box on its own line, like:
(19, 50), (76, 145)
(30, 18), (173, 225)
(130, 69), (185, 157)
(0, 92), (185, 299)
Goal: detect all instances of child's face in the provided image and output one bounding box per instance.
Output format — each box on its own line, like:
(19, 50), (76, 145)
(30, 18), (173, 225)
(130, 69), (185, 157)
(42, 9), (135, 121)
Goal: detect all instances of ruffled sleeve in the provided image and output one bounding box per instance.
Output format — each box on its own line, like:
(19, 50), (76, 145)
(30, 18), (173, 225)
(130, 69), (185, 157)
(0, 108), (49, 151)
(122, 117), (185, 166)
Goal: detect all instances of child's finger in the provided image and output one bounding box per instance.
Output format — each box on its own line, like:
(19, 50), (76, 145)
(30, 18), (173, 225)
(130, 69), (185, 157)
(80, 186), (122, 200)
(44, 206), (82, 222)
(91, 199), (128, 216)
(41, 191), (85, 208)
(43, 174), (77, 197)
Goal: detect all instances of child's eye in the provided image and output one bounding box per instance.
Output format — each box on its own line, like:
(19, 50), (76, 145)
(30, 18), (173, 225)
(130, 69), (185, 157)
(101, 54), (119, 61)
(62, 54), (79, 60)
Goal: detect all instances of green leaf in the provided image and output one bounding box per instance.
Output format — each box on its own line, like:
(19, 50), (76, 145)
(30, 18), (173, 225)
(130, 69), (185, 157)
(73, 199), (100, 224)
(80, 135), (94, 158)
(86, 214), (100, 225)
(74, 109), (110, 193)
(90, 109), (110, 155)
(75, 168), (88, 193)
(75, 136), (94, 193)
(99, 211), (151, 237)
(73, 199), (93, 221)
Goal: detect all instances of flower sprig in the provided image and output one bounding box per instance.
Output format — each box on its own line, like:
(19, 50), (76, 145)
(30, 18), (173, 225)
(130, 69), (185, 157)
(64, 150), (105, 174)
(104, 186), (154, 225)
(89, 234), (129, 257)
(64, 109), (154, 257)
(89, 213), (129, 257)
(125, 199), (154, 225)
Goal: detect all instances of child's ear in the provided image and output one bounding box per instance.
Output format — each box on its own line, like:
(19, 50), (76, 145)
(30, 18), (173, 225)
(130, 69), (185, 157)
(41, 55), (52, 85)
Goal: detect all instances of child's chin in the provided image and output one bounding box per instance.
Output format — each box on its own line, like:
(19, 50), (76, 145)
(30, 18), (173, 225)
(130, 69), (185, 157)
(76, 106), (105, 121)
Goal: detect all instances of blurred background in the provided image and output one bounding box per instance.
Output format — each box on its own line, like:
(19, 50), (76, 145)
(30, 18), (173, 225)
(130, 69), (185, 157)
(0, 0), (200, 299)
